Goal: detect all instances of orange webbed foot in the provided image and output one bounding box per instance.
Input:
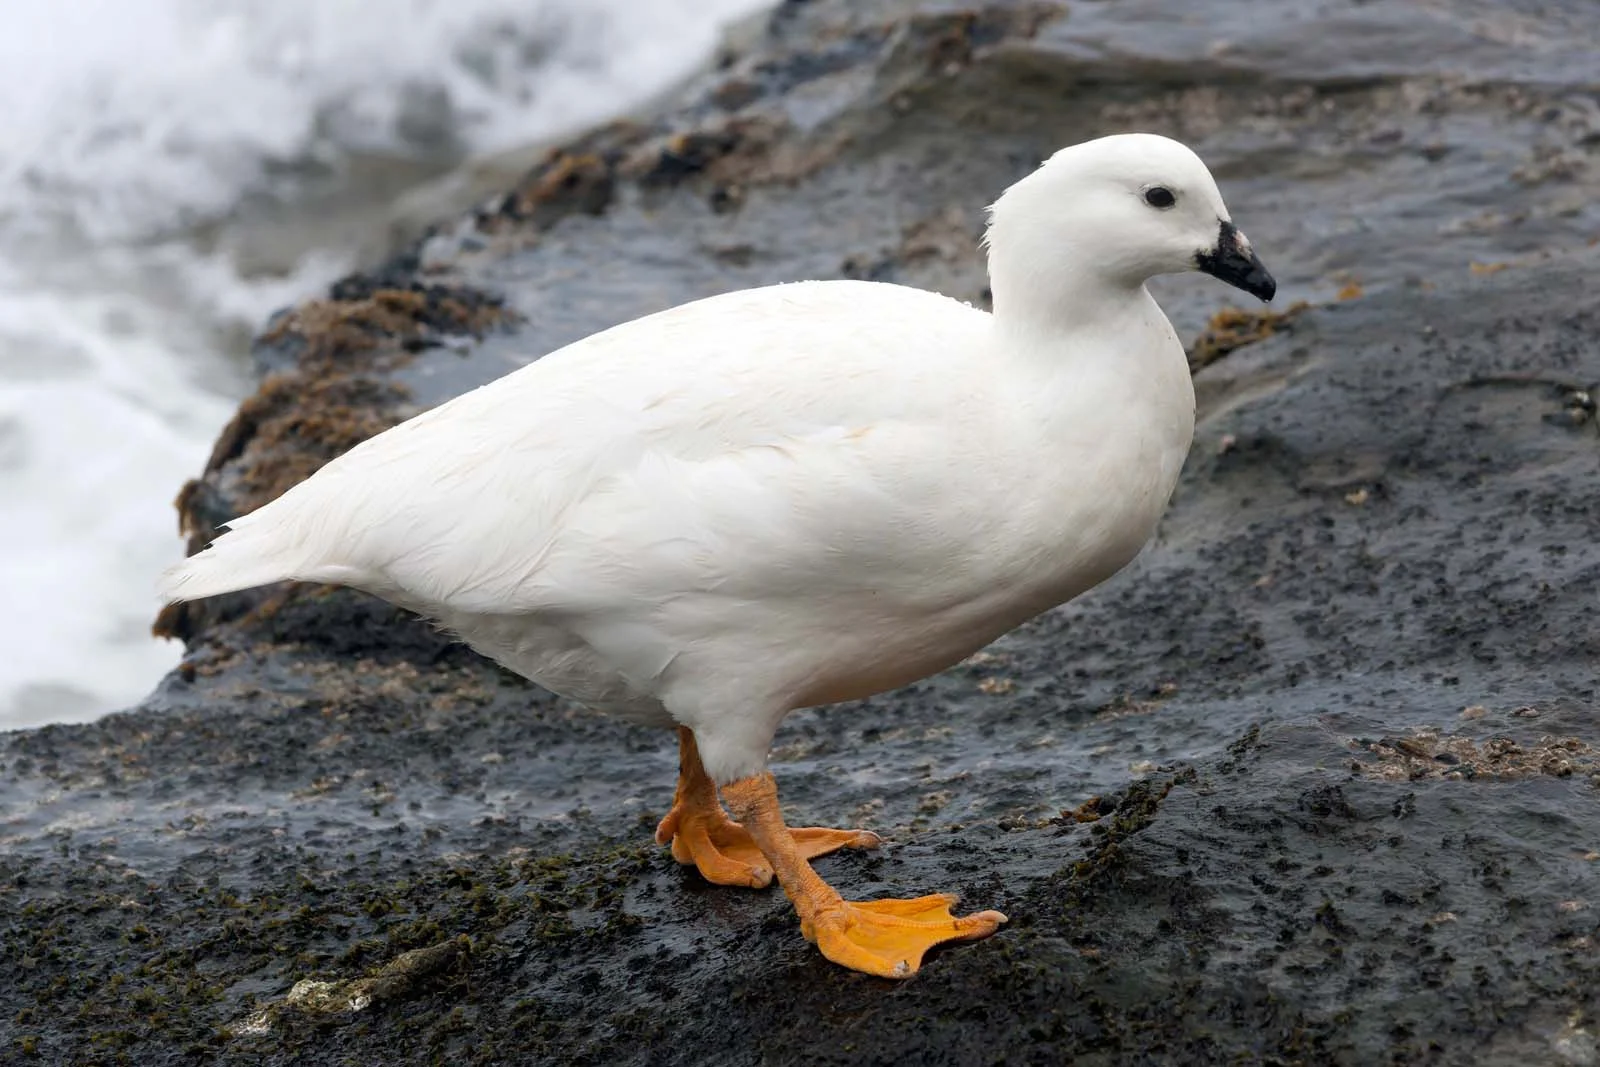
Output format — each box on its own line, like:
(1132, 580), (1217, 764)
(658, 727), (877, 889)
(656, 803), (879, 889)
(802, 893), (1008, 978)
(720, 768), (1008, 979)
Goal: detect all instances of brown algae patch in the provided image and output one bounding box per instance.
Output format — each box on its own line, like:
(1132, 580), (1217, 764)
(478, 121), (650, 233)
(1188, 301), (1312, 372)
(262, 285), (515, 363)
(204, 374), (411, 519)
(1351, 729), (1599, 783)
(488, 145), (623, 231)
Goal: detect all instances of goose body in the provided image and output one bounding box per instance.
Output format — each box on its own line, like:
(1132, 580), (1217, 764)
(160, 133), (1276, 977)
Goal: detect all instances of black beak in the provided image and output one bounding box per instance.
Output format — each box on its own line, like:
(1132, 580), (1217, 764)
(1195, 221), (1276, 302)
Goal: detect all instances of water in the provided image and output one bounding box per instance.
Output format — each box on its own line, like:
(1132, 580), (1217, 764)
(0, 0), (770, 730)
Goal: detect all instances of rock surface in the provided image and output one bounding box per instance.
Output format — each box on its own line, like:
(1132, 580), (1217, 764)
(5, 1), (1600, 1063)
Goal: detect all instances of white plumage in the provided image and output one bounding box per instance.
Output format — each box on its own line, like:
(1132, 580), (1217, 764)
(160, 133), (1273, 789)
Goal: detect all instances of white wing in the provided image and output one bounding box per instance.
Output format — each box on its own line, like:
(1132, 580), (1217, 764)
(200, 280), (997, 628)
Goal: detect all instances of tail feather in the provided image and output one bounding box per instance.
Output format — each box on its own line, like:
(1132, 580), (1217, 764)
(157, 521), (300, 603)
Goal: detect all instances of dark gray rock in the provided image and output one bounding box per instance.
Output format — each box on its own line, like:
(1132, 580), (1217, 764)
(4, 1), (1599, 1063)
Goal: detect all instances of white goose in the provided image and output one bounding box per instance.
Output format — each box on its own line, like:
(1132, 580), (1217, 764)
(160, 133), (1275, 978)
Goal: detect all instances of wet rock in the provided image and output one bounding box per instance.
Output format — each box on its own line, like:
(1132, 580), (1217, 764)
(6, 1), (1600, 1063)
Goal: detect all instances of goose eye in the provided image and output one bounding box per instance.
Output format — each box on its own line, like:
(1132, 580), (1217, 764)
(1143, 186), (1176, 209)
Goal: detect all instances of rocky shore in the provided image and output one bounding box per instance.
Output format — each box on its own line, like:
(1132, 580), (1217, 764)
(5, 2), (1599, 1063)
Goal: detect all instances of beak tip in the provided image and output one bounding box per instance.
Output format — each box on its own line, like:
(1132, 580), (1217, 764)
(1198, 221), (1277, 304)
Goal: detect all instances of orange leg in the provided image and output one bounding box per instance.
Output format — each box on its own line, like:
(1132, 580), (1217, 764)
(722, 771), (1007, 978)
(655, 727), (879, 889)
